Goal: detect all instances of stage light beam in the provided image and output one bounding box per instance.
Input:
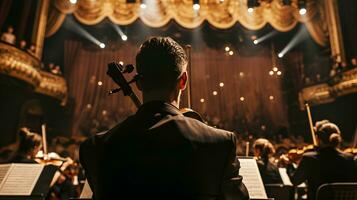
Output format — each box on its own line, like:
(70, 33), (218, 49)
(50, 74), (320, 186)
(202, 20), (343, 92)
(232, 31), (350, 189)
(278, 26), (309, 58)
(64, 17), (105, 48)
(121, 35), (128, 41)
(253, 30), (278, 45)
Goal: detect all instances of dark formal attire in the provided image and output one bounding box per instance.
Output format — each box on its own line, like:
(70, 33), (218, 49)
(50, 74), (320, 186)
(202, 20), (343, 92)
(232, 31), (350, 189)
(287, 147), (357, 199)
(80, 101), (248, 200)
(256, 159), (282, 184)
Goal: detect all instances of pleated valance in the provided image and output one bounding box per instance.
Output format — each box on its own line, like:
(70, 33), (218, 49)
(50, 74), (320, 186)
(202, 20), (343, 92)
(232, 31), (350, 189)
(46, 0), (328, 46)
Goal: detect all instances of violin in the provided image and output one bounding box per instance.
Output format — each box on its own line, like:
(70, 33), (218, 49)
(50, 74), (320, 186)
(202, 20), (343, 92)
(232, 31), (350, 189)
(107, 62), (205, 122)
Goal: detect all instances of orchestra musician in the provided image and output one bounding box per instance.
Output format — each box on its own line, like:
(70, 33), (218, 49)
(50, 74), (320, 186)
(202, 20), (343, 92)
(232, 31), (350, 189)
(286, 120), (357, 199)
(80, 37), (249, 200)
(8, 127), (42, 163)
(253, 138), (282, 184)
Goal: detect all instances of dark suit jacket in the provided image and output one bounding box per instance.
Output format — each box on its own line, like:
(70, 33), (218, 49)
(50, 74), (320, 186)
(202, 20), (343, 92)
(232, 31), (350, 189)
(80, 101), (248, 200)
(287, 147), (357, 199)
(256, 160), (283, 184)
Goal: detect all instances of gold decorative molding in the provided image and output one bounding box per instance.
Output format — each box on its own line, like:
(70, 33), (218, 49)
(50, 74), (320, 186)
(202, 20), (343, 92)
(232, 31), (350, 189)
(0, 42), (42, 87)
(46, 0), (328, 46)
(35, 71), (68, 105)
(299, 68), (357, 109)
(0, 42), (68, 104)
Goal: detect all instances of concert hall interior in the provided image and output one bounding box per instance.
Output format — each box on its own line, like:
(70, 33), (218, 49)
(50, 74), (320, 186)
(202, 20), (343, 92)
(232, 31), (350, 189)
(0, 0), (356, 200)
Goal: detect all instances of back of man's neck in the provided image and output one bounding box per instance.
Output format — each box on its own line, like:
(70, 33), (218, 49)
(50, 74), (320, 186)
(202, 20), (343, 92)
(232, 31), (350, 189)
(143, 95), (179, 108)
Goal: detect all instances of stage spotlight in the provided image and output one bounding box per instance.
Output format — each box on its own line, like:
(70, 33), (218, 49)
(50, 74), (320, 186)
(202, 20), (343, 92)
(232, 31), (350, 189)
(282, 0), (291, 6)
(253, 40), (258, 45)
(298, 0), (307, 15)
(110, 23), (128, 41)
(121, 35), (128, 41)
(278, 53), (284, 58)
(299, 8), (306, 15)
(69, 0), (77, 4)
(193, 0), (200, 10)
(140, 3), (147, 9)
(247, 0), (259, 13)
(99, 43), (105, 48)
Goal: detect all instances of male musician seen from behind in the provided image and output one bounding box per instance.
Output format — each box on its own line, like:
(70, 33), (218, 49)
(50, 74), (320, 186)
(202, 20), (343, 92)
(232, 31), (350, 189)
(80, 37), (249, 200)
(287, 120), (357, 200)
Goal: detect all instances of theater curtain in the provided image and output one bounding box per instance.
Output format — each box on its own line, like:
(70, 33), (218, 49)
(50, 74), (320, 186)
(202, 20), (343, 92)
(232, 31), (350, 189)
(65, 39), (288, 136)
(0, 0), (12, 29)
(64, 40), (139, 135)
(46, 0), (327, 46)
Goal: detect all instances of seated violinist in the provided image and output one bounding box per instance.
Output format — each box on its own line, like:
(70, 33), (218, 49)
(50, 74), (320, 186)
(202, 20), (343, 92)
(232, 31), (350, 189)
(287, 120), (357, 200)
(8, 127), (42, 163)
(80, 37), (249, 200)
(253, 138), (282, 184)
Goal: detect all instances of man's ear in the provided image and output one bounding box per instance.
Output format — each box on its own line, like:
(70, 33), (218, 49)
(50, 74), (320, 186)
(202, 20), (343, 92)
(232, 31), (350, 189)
(179, 72), (187, 90)
(136, 79), (143, 91)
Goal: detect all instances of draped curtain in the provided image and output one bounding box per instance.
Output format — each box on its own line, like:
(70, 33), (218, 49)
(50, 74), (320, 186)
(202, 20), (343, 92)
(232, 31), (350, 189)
(47, 0), (328, 46)
(65, 40), (288, 135)
(0, 0), (12, 29)
(65, 40), (139, 135)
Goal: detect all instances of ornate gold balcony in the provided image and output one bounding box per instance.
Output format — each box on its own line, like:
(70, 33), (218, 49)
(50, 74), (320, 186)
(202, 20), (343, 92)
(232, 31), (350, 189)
(0, 42), (42, 87)
(0, 42), (67, 104)
(299, 67), (357, 109)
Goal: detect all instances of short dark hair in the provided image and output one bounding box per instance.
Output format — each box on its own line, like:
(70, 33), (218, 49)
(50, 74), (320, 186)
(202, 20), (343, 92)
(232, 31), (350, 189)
(136, 37), (187, 91)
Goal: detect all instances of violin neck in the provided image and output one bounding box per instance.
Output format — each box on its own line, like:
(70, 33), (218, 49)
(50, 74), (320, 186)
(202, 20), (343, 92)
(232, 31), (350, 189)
(129, 93), (142, 109)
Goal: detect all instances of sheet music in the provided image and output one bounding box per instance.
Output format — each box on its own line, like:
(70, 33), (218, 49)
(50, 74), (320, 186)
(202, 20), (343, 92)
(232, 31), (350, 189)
(80, 179), (93, 198)
(0, 163), (44, 196)
(278, 168), (306, 188)
(238, 157), (268, 199)
(0, 165), (11, 187)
